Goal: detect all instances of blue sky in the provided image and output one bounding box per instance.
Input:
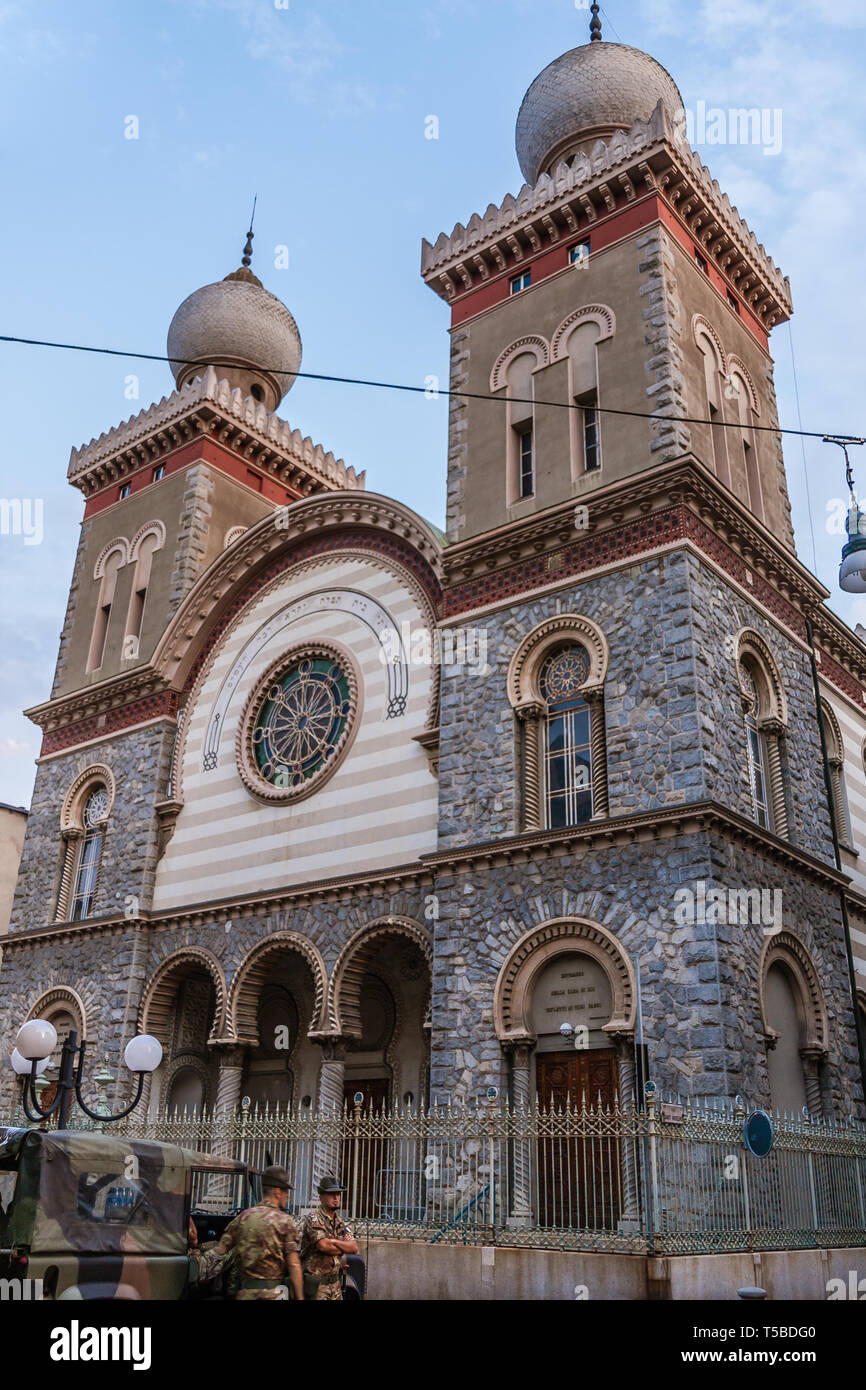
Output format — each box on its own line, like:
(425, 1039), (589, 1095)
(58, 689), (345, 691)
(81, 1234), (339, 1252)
(1, 0), (865, 808)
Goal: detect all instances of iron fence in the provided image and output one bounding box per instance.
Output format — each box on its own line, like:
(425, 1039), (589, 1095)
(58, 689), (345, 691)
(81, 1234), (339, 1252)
(8, 1092), (866, 1255)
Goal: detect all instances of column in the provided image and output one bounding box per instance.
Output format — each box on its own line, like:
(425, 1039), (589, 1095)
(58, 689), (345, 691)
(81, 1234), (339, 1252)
(585, 687), (609, 819)
(54, 829), (82, 922)
(506, 1041), (534, 1226)
(614, 1037), (640, 1229)
(312, 1035), (346, 1189)
(800, 1048), (826, 1120)
(762, 721), (789, 838)
(515, 703), (543, 831)
(209, 1045), (246, 1196)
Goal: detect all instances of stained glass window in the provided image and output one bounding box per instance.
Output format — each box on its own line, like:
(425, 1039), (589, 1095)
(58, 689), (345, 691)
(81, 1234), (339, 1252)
(71, 786), (107, 921)
(252, 656), (351, 789)
(540, 645), (593, 828)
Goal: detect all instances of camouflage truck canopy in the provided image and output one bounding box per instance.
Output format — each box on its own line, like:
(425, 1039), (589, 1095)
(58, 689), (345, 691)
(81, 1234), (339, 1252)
(0, 1127), (247, 1257)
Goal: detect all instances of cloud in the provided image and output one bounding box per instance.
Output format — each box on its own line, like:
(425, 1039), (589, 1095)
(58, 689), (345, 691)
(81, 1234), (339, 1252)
(0, 737), (30, 756)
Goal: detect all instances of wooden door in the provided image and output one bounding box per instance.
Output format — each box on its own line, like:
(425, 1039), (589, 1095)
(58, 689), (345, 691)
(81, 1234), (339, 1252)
(536, 1049), (620, 1230)
(342, 1078), (390, 1219)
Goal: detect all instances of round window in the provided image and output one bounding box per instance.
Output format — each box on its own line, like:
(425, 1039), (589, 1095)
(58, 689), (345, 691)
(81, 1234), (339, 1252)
(238, 644), (359, 803)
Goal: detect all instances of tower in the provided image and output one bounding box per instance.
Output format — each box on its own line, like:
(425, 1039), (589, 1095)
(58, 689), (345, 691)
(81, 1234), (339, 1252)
(422, 13), (865, 1124)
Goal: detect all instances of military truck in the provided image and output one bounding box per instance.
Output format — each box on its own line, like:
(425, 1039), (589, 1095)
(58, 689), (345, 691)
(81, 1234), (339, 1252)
(0, 1126), (256, 1300)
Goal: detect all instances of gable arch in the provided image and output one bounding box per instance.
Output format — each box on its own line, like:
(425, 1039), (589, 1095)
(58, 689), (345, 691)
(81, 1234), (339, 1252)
(490, 335), (550, 393)
(139, 946), (227, 1048)
(692, 313), (728, 373)
(550, 304), (616, 361)
(507, 613), (609, 707)
(328, 917), (433, 1037)
(60, 764), (116, 830)
(758, 931), (828, 1053)
(727, 355), (760, 417)
(26, 985), (88, 1041)
(735, 627), (788, 727)
(129, 519), (166, 562)
(820, 698), (844, 762)
(495, 917), (636, 1043)
(93, 537), (129, 579)
(227, 932), (328, 1042)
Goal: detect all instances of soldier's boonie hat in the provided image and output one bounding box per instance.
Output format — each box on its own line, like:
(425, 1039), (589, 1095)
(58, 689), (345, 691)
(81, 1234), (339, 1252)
(317, 1174), (346, 1194)
(262, 1164), (293, 1190)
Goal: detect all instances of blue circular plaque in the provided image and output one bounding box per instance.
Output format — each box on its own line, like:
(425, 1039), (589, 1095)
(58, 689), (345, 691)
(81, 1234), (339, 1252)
(743, 1109), (774, 1157)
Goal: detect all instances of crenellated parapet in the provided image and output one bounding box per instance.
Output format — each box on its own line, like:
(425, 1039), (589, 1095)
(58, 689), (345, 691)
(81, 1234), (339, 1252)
(421, 101), (791, 330)
(67, 365), (364, 499)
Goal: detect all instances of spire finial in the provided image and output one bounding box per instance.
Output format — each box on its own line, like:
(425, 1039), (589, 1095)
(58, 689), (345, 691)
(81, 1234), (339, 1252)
(590, 2), (602, 41)
(242, 195), (257, 269)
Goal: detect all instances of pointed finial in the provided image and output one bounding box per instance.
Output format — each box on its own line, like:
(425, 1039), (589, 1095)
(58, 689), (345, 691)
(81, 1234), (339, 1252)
(242, 195), (257, 268)
(590, 1), (602, 41)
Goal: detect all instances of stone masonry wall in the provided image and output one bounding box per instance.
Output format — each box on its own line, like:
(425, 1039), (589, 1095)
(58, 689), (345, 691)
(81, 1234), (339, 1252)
(427, 833), (862, 1117)
(10, 722), (176, 932)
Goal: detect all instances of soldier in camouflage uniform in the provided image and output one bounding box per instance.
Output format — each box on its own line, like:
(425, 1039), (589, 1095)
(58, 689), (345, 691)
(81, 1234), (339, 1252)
(191, 1164), (303, 1300)
(299, 1175), (358, 1301)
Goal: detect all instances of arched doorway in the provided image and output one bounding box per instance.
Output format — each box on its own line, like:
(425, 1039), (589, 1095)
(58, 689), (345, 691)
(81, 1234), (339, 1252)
(238, 955), (319, 1111)
(765, 962), (809, 1115)
(495, 919), (636, 1231)
(330, 921), (433, 1218)
(759, 933), (828, 1119)
(140, 949), (226, 1114)
(166, 1066), (206, 1116)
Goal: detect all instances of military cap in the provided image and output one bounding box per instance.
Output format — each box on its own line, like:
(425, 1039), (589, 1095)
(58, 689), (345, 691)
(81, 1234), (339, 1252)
(261, 1164), (292, 1190)
(317, 1174), (346, 1194)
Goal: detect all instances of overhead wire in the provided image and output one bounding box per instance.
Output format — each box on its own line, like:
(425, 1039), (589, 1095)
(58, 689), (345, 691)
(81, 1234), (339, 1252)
(0, 331), (862, 445)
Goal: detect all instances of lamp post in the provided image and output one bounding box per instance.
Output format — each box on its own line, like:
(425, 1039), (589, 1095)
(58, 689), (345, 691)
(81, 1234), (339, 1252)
(10, 1019), (162, 1129)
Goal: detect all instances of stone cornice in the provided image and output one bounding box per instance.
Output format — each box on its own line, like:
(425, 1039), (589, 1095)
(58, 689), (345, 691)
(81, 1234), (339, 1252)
(2, 800), (848, 951)
(443, 454), (824, 608)
(420, 801), (849, 894)
(421, 102), (791, 328)
(67, 366), (365, 498)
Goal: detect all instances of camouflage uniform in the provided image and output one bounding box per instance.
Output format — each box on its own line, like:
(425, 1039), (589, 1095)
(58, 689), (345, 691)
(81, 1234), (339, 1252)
(299, 1206), (352, 1301)
(192, 1201), (299, 1300)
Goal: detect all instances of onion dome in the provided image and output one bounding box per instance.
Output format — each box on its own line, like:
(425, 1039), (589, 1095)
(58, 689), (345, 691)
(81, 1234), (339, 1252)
(167, 217), (301, 412)
(515, 4), (685, 185)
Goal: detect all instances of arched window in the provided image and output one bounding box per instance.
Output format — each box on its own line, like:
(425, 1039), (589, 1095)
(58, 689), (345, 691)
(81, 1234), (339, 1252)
(508, 615), (609, 832)
(550, 307), (615, 484)
(506, 351), (537, 503)
(540, 645), (593, 827)
(124, 524), (164, 657)
(729, 363), (762, 521)
(735, 634), (788, 838)
(87, 542), (128, 673)
(490, 337), (549, 508)
(820, 700), (853, 850)
(70, 786), (108, 920)
(695, 323), (731, 489)
(566, 322), (602, 478)
(739, 659), (772, 829)
(56, 767), (115, 923)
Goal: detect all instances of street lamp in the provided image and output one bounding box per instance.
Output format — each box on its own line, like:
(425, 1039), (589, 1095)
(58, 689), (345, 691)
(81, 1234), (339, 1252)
(828, 436), (866, 593)
(11, 1019), (162, 1129)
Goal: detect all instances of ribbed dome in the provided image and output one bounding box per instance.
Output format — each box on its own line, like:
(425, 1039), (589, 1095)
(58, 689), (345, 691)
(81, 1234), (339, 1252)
(167, 273), (302, 411)
(516, 41), (685, 185)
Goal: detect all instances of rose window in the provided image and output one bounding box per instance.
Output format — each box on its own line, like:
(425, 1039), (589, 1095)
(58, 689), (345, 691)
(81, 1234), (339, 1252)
(252, 657), (351, 789)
